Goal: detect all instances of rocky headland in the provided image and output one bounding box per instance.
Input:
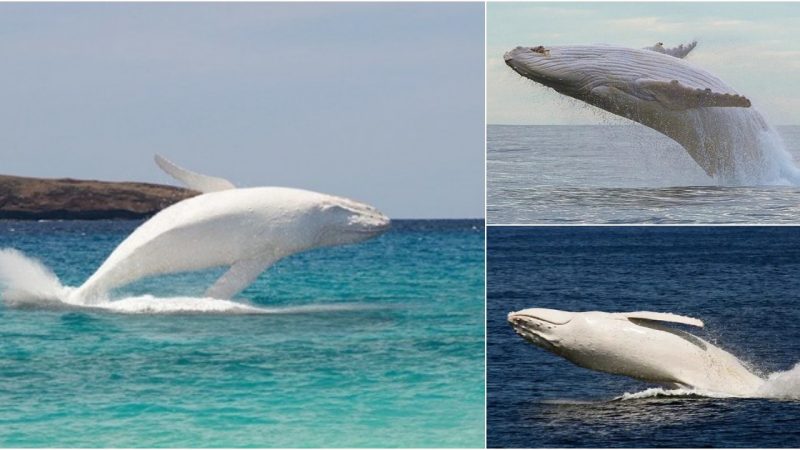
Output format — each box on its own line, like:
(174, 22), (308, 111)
(0, 175), (198, 220)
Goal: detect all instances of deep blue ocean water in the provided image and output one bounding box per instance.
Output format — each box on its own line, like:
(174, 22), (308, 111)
(488, 226), (800, 448)
(0, 219), (484, 447)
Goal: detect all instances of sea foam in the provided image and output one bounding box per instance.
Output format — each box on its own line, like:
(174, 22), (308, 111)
(0, 248), (73, 305)
(755, 362), (800, 400)
(0, 248), (381, 315)
(614, 364), (800, 402)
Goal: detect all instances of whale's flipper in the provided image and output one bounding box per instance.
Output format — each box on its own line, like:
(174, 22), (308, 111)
(617, 311), (704, 328)
(155, 154), (237, 193)
(205, 255), (278, 299)
(643, 41), (697, 58)
(634, 78), (752, 110)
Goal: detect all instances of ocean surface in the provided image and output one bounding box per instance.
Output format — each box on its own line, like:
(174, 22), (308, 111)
(487, 226), (800, 448)
(0, 219), (485, 447)
(487, 125), (800, 224)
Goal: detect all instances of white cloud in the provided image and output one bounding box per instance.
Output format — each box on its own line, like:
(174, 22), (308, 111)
(605, 16), (689, 34)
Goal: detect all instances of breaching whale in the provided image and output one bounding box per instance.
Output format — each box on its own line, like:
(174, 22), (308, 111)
(507, 308), (764, 397)
(504, 41), (800, 184)
(66, 155), (391, 304)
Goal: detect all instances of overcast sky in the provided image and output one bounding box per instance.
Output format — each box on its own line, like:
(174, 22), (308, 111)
(0, 3), (484, 219)
(488, 2), (800, 126)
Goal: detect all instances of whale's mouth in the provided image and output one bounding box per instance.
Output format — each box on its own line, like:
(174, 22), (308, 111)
(509, 308), (573, 325)
(507, 312), (563, 352)
(504, 46), (544, 78)
(503, 45), (575, 93)
(504, 45), (550, 63)
(347, 216), (391, 237)
(507, 308), (573, 352)
(357, 219), (391, 233)
(508, 319), (558, 351)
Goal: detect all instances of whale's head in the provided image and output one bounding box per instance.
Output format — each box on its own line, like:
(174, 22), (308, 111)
(313, 195), (391, 247)
(507, 308), (575, 353)
(503, 44), (683, 111)
(504, 45), (610, 98)
(503, 44), (745, 113)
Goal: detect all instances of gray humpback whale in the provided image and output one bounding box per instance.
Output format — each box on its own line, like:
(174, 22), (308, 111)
(504, 41), (800, 184)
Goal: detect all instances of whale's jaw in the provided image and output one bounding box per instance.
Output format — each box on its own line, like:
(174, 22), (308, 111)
(507, 310), (567, 353)
(345, 202), (391, 237)
(504, 45), (594, 99)
(316, 196), (391, 247)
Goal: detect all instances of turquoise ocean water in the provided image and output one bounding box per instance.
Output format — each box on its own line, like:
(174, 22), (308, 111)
(0, 219), (484, 447)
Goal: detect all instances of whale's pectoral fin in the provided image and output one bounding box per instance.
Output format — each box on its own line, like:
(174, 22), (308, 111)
(643, 41), (697, 58)
(205, 256), (278, 299)
(617, 311), (704, 328)
(154, 154), (237, 193)
(636, 79), (751, 110)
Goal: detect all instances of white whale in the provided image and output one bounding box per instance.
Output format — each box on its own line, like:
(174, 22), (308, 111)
(68, 155), (390, 304)
(508, 308), (764, 397)
(504, 41), (800, 184)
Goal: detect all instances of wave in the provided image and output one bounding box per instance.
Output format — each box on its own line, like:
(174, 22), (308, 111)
(0, 248), (73, 304)
(615, 365), (800, 402)
(614, 387), (738, 401)
(755, 362), (800, 400)
(0, 248), (384, 315)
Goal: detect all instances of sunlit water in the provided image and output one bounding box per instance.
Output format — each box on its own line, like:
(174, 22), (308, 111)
(0, 219), (485, 447)
(487, 124), (800, 223)
(488, 227), (800, 447)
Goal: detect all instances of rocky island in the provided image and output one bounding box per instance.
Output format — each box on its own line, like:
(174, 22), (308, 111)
(0, 175), (198, 220)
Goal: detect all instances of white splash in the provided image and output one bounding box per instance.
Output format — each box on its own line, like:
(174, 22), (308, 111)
(720, 108), (800, 186)
(0, 248), (380, 315)
(0, 248), (75, 305)
(616, 387), (737, 401)
(616, 363), (800, 402)
(755, 362), (800, 400)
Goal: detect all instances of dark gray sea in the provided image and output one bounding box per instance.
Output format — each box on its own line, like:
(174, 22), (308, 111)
(487, 125), (800, 224)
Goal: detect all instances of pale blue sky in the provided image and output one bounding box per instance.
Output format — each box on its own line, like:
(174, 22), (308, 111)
(488, 2), (800, 126)
(0, 3), (484, 219)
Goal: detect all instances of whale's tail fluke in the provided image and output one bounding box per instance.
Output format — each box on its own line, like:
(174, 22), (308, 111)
(155, 154), (237, 193)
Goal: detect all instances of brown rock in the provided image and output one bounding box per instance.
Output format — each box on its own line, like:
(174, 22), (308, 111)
(0, 175), (199, 220)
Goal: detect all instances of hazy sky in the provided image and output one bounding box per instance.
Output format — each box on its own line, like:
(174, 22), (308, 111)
(488, 2), (800, 126)
(0, 3), (484, 219)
